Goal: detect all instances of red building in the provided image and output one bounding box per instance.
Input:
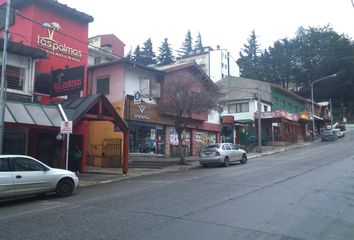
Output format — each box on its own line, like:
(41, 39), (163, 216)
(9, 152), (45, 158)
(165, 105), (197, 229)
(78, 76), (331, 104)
(1, 0), (128, 173)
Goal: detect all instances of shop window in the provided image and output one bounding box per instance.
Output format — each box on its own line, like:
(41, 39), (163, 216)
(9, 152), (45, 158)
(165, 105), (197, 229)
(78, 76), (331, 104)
(97, 77), (109, 94)
(0, 65), (25, 91)
(129, 125), (164, 154)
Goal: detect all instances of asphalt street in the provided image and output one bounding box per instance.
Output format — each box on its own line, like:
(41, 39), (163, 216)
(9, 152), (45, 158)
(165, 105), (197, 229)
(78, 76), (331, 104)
(1, 132), (354, 240)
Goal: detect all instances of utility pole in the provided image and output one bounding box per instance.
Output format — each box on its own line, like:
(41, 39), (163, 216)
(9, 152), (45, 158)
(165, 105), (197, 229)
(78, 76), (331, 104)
(257, 87), (262, 153)
(329, 98), (333, 127)
(0, 0), (11, 154)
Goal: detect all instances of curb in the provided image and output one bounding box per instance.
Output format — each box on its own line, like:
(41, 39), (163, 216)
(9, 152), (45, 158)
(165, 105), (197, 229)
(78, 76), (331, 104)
(79, 142), (315, 187)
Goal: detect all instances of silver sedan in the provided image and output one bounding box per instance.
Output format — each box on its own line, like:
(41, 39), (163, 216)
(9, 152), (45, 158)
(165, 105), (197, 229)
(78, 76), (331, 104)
(199, 143), (247, 167)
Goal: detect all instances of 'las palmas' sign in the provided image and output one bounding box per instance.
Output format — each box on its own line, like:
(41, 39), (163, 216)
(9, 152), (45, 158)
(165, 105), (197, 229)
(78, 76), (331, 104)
(37, 22), (82, 62)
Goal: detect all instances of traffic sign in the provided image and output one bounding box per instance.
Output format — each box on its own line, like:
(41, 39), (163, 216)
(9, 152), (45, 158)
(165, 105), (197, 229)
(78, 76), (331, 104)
(134, 90), (142, 105)
(60, 121), (73, 134)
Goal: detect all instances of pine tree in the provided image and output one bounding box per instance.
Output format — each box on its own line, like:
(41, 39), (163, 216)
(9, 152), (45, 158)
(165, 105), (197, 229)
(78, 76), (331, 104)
(237, 30), (261, 79)
(125, 46), (133, 61)
(157, 38), (175, 66)
(194, 32), (203, 51)
(133, 45), (143, 64)
(178, 30), (193, 57)
(140, 38), (156, 66)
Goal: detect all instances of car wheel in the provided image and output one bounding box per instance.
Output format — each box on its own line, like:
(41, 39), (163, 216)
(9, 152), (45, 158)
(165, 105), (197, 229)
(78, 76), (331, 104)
(56, 178), (74, 197)
(224, 157), (230, 167)
(201, 164), (208, 168)
(240, 154), (247, 164)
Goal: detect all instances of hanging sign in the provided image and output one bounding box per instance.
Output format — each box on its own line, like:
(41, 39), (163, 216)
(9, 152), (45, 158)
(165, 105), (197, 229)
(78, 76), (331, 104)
(60, 121), (73, 134)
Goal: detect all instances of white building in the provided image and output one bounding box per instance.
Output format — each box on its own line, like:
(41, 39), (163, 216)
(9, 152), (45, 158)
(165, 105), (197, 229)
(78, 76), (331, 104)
(176, 46), (240, 82)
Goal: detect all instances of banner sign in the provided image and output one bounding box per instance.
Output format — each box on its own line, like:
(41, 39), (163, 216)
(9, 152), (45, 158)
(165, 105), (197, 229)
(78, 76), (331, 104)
(255, 110), (299, 122)
(51, 66), (84, 96)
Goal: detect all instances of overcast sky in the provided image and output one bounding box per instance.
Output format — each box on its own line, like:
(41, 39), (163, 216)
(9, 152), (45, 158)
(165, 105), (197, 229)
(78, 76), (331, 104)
(59, 0), (354, 60)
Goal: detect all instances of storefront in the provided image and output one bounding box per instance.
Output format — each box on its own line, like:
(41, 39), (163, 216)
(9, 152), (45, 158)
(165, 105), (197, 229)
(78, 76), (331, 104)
(125, 96), (173, 156)
(129, 123), (165, 155)
(256, 110), (301, 143)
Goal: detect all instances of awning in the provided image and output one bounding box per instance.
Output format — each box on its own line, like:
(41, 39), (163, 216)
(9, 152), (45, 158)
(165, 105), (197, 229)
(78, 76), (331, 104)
(5, 101), (63, 127)
(236, 119), (255, 123)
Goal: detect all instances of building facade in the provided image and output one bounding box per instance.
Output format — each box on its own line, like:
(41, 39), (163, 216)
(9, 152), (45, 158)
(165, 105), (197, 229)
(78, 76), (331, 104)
(176, 46), (240, 82)
(1, 0), (128, 173)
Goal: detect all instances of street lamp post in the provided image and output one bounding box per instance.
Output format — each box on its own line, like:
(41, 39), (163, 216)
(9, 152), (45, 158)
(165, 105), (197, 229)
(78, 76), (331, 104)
(310, 73), (337, 141)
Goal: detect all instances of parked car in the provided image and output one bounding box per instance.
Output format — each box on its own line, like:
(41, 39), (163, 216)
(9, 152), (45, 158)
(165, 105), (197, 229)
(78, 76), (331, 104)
(332, 128), (345, 138)
(321, 129), (338, 141)
(0, 155), (79, 200)
(199, 143), (247, 167)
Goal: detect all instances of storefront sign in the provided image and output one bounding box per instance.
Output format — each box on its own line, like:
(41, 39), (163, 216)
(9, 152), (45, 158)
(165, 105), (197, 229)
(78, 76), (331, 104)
(37, 22), (82, 62)
(255, 110), (299, 122)
(51, 66), (84, 96)
(220, 116), (234, 124)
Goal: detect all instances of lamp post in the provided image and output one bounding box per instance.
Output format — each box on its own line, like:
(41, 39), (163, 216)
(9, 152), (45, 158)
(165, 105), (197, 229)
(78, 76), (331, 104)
(310, 73), (337, 141)
(0, 0), (11, 154)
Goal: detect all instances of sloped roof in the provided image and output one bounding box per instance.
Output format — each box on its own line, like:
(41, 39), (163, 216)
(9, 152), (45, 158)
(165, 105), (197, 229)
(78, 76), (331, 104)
(12, 0), (94, 23)
(60, 94), (128, 130)
(216, 76), (272, 103)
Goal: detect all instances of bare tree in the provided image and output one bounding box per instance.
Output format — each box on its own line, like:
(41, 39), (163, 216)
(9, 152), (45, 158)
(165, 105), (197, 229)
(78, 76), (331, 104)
(159, 71), (222, 164)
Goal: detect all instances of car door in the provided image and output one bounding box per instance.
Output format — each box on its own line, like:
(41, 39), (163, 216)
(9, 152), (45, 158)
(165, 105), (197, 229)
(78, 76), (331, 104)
(231, 144), (243, 160)
(223, 144), (234, 161)
(11, 156), (53, 196)
(0, 157), (16, 198)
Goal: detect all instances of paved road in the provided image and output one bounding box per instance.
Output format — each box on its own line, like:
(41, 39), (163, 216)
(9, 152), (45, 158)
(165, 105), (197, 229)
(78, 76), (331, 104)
(1, 132), (354, 240)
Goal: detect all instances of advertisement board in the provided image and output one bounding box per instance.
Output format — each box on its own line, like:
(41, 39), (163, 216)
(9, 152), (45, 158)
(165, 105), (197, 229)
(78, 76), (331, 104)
(51, 65), (84, 97)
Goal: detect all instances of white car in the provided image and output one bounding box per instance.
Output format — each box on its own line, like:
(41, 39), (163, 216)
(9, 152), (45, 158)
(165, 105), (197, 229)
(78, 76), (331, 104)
(0, 155), (79, 200)
(199, 143), (247, 167)
(332, 129), (345, 138)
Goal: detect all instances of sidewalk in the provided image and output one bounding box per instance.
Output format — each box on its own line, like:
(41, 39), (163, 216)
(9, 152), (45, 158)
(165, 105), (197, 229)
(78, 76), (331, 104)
(78, 141), (314, 187)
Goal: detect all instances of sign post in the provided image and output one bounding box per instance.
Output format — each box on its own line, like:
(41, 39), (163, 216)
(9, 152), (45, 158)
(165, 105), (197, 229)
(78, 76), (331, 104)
(60, 120), (73, 170)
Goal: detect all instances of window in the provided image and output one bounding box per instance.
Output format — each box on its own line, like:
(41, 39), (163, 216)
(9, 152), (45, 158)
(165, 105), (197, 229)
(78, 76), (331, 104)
(12, 157), (46, 171)
(273, 96), (278, 104)
(0, 65), (25, 91)
(288, 102), (292, 109)
(264, 105), (268, 112)
(228, 104), (236, 113)
(228, 102), (249, 113)
(0, 158), (10, 171)
(224, 144), (231, 150)
(97, 77), (109, 94)
(94, 57), (101, 65)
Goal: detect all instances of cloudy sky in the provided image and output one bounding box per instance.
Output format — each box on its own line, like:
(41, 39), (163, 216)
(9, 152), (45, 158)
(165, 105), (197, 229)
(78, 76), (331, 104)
(59, 0), (354, 60)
